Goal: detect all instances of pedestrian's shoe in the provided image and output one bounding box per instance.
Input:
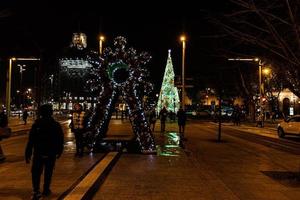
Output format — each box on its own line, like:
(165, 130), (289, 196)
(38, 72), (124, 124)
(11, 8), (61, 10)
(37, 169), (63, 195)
(31, 191), (42, 200)
(0, 155), (6, 162)
(42, 189), (52, 196)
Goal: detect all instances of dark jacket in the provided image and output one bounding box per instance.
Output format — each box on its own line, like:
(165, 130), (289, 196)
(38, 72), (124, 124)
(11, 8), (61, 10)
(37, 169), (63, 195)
(25, 117), (64, 158)
(177, 109), (187, 125)
(159, 108), (168, 122)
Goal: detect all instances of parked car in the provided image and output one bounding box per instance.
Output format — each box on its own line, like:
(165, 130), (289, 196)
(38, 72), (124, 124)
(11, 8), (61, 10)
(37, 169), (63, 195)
(277, 115), (300, 138)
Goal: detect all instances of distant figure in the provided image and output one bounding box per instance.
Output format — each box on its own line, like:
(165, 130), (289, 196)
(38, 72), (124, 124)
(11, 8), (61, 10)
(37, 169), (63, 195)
(233, 105), (241, 126)
(25, 104), (64, 199)
(149, 109), (157, 132)
(159, 107), (168, 132)
(23, 110), (29, 125)
(115, 107), (119, 119)
(177, 107), (187, 139)
(0, 108), (8, 128)
(70, 103), (86, 156)
(0, 107), (8, 161)
(256, 113), (264, 128)
(271, 111), (276, 123)
(125, 107), (129, 119)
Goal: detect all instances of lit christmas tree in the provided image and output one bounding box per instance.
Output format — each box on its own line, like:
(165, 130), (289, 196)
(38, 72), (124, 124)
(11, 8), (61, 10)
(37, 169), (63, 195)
(156, 50), (180, 114)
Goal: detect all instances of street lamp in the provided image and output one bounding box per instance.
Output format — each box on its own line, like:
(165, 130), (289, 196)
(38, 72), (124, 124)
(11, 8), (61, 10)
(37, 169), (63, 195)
(5, 57), (40, 117)
(49, 74), (54, 98)
(228, 57), (263, 122)
(17, 64), (26, 93)
(180, 34), (186, 110)
(99, 35), (105, 55)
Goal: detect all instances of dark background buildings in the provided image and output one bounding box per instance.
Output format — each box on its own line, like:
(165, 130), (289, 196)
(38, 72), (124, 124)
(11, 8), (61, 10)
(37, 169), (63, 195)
(0, 0), (233, 106)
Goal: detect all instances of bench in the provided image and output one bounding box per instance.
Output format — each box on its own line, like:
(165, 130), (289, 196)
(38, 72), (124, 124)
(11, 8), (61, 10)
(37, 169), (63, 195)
(102, 135), (135, 151)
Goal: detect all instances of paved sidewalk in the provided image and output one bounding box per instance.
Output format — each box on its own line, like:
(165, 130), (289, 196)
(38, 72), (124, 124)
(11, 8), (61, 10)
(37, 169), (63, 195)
(7, 115), (69, 135)
(93, 120), (300, 200)
(8, 116), (34, 133)
(2, 119), (300, 199)
(0, 121), (105, 200)
(93, 122), (239, 200)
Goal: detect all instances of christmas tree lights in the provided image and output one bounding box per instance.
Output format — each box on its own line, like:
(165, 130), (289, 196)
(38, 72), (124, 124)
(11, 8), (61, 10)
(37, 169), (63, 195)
(156, 50), (180, 114)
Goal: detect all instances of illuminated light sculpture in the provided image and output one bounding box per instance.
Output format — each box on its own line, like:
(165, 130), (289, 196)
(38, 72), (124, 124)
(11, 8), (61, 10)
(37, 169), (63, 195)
(87, 36), (156, 154)
(156, 50), (180, 114)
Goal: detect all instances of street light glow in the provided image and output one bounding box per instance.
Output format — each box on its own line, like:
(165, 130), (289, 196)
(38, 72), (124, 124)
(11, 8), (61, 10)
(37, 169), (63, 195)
(99, 35), (105, 41)
(262, 68), (271, 75)
(180, 35), (186, 42)
(99, 35), (105, 55)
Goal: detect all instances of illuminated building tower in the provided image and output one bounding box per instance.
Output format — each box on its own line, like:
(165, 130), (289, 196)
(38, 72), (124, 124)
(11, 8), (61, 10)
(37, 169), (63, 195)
(58, 33), (97, 110)
(156, 50), (180, 114)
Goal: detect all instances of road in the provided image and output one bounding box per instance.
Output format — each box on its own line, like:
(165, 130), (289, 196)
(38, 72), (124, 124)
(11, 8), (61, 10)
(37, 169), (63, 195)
(183, 122), (300, 200)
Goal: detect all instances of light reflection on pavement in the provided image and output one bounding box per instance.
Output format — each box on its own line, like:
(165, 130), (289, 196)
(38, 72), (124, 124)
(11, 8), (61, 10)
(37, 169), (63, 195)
(156, 132), (183, 157)
(62, 119), (77, 153)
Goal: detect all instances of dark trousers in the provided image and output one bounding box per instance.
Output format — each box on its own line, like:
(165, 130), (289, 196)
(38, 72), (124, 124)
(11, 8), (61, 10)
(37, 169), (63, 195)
(179, 124), (185, 134)
(32, 155), (56, 193)
(74, 129), (84, 154)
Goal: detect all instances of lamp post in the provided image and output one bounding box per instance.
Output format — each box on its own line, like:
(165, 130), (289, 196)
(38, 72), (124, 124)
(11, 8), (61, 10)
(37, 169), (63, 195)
(228, 58), (263, 122)
(180, 35), (186, 110)
(6, 57), (16, 116)
(49, 74), (54, 99)
(99, 35), (105, 55)
(17, 64), (26, 93)
(5, 57), (40, 117)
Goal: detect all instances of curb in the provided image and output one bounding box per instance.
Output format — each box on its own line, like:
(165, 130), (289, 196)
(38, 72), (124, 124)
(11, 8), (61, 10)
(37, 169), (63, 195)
(209, 121), (277, 131)
(61, 152), (121, 200)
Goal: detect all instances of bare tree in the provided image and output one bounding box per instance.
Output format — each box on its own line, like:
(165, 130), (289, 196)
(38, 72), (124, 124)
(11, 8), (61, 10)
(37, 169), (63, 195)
(215, 0), (300, 97)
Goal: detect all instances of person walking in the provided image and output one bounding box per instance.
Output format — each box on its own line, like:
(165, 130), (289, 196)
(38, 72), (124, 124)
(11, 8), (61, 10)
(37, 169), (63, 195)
(159, 107), (168, 133)
(0, 107), (8, 161)
(177, 107), (187, 140)
(23, 109), (29, 125)
(70, 103), (86, 156)
(25, 104), (64, 199)
(233, 105), (241, 126)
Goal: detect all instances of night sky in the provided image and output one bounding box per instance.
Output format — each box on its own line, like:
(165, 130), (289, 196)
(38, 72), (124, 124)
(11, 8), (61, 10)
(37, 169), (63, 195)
(0, 0), (227, 100)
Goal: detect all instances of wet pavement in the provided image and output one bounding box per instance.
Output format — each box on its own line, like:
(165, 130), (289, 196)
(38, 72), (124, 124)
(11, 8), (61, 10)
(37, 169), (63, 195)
(93, 122), (239, 200)
(155, 131), (183, 157)
(93, 121), (300, 200)
(2, 119), (300, 199)
(0, 120), (105, 200)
